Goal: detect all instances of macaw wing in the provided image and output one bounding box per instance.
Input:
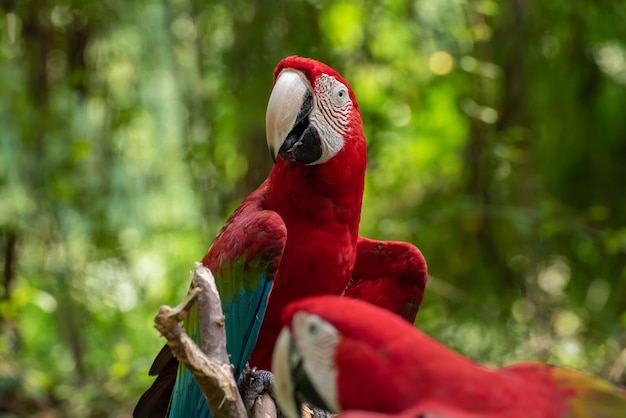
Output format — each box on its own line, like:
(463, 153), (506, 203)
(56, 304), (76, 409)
(202, 199), (287, 373)
(134, 189), (287, 418)
(342, 236), (427, 323)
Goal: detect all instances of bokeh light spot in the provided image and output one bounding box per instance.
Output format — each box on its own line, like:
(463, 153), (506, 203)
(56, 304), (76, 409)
(428, 51), (454, 75)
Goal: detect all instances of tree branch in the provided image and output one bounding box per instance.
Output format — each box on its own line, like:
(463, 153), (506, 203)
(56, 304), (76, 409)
(252, 393), (277, 418)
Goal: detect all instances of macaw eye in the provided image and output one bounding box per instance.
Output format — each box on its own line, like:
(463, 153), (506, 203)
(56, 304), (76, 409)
(332, 83), (349, 107)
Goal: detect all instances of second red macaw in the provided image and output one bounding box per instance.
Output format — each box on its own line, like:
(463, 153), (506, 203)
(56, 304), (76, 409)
(134, 56), (428, 418)
(273, 295), (626, 418)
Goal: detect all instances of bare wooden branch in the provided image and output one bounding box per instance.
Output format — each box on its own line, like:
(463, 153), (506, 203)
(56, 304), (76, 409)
(193, 262), (230, 363)
(154, 262), (248, 418)
(252, 393), (277, 418)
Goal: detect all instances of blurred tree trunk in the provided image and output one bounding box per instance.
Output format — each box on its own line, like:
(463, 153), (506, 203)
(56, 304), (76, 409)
(17, 0), (95, 383)
(1, 228), (17, 303)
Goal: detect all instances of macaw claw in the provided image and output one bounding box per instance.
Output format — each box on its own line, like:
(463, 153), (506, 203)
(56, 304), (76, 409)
(239, 364), (278, 413)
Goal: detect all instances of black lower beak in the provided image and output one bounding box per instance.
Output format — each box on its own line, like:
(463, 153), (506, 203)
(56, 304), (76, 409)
(278, 90), (322, 165)
(289, 338), (330, 414)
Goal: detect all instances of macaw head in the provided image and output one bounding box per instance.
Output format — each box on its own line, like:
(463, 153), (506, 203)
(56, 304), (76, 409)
(272, 295), (426, 418)
(266, 56), (365, 167)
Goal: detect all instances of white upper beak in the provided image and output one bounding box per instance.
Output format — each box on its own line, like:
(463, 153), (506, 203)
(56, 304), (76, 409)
(266, 69), (310, 161)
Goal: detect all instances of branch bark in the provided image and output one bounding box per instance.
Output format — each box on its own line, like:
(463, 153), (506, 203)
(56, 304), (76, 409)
(252, 393), (277, 418)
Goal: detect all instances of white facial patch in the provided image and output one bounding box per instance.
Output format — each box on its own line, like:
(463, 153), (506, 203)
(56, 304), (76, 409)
(291, 311), (341, 412)
(309, 74), (353, 164)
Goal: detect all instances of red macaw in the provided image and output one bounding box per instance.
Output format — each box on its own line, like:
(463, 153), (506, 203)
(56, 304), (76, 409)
(273, 295), (626, 418)
(134, 56), (427, 418)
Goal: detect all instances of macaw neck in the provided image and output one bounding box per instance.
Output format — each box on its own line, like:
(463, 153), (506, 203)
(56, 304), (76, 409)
(265, 150), (366, 229)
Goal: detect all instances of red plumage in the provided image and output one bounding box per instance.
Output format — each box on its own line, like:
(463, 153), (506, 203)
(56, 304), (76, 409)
(344, 237), (427, 321)
(201, 182), (286, 277)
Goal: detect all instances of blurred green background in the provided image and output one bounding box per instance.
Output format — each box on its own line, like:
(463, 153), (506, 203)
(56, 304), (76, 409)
(1, 0), (626, 416)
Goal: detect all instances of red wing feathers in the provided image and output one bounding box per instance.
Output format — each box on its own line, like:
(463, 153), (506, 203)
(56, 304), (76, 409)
(343, 236), (427, 323)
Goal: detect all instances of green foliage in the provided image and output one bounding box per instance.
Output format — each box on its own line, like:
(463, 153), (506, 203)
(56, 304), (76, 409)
(0, 0), (625, 416)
